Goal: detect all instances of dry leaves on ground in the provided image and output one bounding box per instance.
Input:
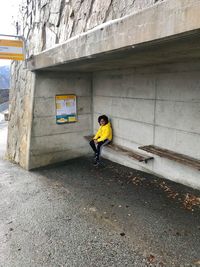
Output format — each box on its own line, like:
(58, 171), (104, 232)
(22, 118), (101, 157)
(147, 254), (156, 263)
(183, 194), (200, 210)
(158, 181), (179, 199)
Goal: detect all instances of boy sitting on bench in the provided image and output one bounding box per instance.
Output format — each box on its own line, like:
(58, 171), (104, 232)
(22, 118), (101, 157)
(89, 115), (112, 166)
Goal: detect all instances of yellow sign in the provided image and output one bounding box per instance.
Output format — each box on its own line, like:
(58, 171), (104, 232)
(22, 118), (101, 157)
(0, 39), (24, 60)
(55, 95), (77, 124)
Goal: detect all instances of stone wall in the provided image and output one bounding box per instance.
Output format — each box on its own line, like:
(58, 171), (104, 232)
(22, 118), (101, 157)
(21, 0), (163, 55)
(7, 62), (35, 168)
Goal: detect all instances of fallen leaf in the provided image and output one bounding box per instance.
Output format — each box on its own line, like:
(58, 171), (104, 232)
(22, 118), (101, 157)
(183, 194), (200, 210)
(147, 254), (156, 263)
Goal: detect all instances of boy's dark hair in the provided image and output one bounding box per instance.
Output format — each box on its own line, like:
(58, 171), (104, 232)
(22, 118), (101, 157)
(98, 115), (109, 124)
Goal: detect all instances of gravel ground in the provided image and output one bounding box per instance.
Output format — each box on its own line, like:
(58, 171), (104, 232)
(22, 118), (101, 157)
(0, 122), (200, 267)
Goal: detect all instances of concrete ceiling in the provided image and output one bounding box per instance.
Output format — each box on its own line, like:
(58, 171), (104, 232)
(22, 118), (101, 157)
(37, 32), (200, 72)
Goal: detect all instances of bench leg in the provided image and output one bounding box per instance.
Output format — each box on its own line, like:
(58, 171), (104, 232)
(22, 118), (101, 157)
(144, 157), (154, 164)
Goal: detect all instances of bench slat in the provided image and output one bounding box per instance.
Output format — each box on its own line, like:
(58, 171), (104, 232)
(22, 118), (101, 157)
(139, 145), (200, 170)
(107, 144), (151, 162)
(84, 136), (153, 163)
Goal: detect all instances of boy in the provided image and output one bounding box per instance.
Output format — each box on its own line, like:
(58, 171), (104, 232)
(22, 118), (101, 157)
(89, 115), (112, 166)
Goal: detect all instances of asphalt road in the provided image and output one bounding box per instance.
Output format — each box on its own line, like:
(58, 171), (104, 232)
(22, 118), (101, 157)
(0, 122), (200, 267)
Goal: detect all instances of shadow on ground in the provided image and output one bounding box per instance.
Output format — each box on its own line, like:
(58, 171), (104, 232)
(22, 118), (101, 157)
(31, 156), (200, 266)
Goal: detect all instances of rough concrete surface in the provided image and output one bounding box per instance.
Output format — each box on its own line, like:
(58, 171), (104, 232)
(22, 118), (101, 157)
(29, 0), (200, 71)
(0, 122), (200, 267)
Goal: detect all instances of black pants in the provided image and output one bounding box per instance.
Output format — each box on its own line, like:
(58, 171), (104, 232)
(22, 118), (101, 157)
(89, 139), (111, 160)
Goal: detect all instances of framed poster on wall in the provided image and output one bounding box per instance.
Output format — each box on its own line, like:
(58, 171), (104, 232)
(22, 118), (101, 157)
(55, 95), (77, 124)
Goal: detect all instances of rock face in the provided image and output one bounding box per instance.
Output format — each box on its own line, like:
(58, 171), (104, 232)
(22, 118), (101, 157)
(8, 0), (163, 167)
(21, 0), (163, 55)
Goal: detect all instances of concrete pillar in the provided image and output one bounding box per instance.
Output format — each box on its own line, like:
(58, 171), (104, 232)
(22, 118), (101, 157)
(28, 71), (93, 169)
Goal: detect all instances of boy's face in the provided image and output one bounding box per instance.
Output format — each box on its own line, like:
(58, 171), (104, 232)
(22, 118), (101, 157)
(100, 119), (106, 126)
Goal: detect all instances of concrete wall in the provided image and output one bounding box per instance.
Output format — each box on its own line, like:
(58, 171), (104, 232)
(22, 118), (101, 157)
(29, 71), (92, 169)
(92, 61), (200, 189)
(8, 0), (163, 170)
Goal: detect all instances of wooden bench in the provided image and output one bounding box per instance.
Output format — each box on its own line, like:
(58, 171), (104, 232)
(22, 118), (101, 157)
(139, 145), (200, 171)
(84, 135), (154, 163)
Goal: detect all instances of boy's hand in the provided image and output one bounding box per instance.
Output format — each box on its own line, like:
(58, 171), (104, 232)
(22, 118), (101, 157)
(94, 139), (98, 144)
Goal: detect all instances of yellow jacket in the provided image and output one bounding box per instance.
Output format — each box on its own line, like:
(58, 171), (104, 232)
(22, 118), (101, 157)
(93, 122), (112, 142)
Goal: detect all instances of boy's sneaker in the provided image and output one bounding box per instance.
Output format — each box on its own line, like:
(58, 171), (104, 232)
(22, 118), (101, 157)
(93, 160), (100, 166)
